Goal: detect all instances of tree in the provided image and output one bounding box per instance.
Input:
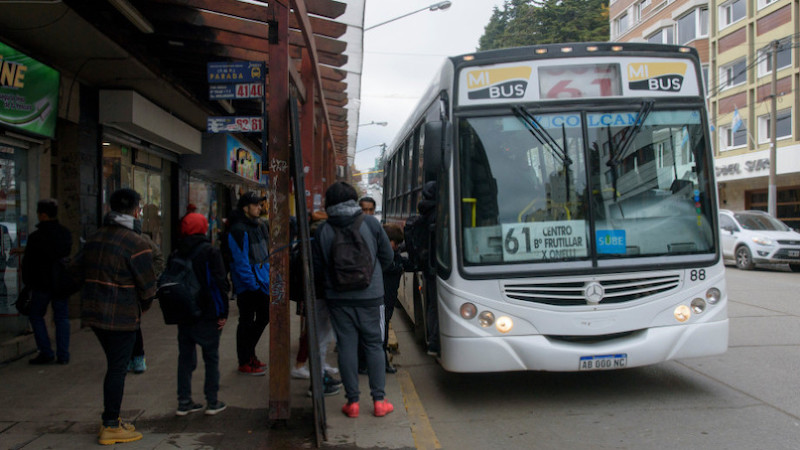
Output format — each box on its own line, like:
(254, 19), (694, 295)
(478, 0), (609, 51)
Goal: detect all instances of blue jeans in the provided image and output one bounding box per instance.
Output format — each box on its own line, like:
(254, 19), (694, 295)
(178, 320), (221, 405)
(29, 289), (70, 361)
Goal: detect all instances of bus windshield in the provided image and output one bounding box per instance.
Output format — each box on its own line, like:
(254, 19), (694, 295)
(458, 108), (715, 266)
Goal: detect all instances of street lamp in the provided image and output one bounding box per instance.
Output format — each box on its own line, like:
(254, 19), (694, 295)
(358, 121), (388, 127)
(364, 1), (452, 31)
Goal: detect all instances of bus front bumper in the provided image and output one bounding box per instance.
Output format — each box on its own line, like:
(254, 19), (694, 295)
(438, 319), (729, 373)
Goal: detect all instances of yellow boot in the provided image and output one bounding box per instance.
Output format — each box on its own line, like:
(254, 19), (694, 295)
(98, 420), (142, 445)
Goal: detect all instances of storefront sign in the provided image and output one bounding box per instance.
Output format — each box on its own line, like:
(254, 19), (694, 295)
(0, 41), (59, 138)
(715, 158), (770, 178)
(227, 135), (262, 183)
(207, 61), (265, 83)
(207, 116), (264, 133)
(209, 82), (264, 100)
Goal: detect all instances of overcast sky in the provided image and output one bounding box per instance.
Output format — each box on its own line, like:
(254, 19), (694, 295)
(353, 0), (503, 170)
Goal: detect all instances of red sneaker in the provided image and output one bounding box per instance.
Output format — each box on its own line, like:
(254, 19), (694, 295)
(238, 364), (265, 376)
(341, 402), (359, 418)
(250, 356), (266, 368)
(373, 399), (394, 417)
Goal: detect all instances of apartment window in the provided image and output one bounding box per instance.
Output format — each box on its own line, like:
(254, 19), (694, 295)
(719, 0), (746, 29)
(757, 0), (777, 10)
(757, 39), (792, 77)
(758, 109), (792, 142)
(702, 65), (709, 96)
(635, 0), (651, 21)
(647, 27), (674, 44)
(699, 7), (708, 36)
(719, 58), (746, 89)
(677, 8), (707, 44)
(616, 12), (630, 36)
(720, 121), (748, 150)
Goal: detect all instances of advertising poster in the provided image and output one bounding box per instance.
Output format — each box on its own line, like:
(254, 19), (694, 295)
(226, 135), (262, 184)
(0, 41), (59, 138)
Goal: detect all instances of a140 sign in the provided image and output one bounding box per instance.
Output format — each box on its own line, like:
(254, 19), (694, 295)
(207, 116), (264, 133)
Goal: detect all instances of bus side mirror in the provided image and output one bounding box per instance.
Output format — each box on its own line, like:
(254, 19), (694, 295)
(423, 121), (452, 179)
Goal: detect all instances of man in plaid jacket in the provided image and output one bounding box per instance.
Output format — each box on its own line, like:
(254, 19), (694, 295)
(73, 188), (156, 445)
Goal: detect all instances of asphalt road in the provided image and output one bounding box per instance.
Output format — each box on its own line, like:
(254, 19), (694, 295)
(393, 265), (800, 450)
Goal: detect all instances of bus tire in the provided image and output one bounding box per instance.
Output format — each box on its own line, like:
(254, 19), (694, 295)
(413, 272), (427, 345)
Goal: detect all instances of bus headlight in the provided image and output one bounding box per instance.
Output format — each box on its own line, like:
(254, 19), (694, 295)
(460, 303), (477, 320)
(706, 288), (721, 304)
(674, 305), (691, 322)
(495, 316), (513, 333)
(478, 311), (495, 328)
(690, 298), (706, 314)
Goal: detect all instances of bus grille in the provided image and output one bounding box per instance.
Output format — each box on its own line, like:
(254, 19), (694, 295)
(503, 274), (681, 306)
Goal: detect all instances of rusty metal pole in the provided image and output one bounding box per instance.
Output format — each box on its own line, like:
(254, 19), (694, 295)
(267, 0), (291, 421)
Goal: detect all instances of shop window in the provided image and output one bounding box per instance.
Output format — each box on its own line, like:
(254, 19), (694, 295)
(0, 143), (28, 315)
(747, 188), (800, 230)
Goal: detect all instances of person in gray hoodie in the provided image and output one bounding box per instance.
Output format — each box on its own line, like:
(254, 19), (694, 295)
(312, 181), (394, 419)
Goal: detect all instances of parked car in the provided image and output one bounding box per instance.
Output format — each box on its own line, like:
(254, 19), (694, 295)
(719, 209), (800, 271)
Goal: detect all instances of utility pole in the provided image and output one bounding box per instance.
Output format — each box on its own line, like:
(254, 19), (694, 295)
(768, 39), (778, 217)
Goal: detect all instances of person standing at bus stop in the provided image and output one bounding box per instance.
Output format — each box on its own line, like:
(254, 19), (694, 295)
(313, 182), (394, 418)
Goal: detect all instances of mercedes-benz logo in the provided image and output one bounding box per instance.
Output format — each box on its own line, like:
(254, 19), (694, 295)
(584, 282), (605, 305)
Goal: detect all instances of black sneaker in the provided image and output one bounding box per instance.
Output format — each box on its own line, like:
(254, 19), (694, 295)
(307, 382), (341, 397)
(205, 401), (227, 416)
(323, 372), (342, 387)
(175, 402), (204, 416)
(29, 354), (54, 365)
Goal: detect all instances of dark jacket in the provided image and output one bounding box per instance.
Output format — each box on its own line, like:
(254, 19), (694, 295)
(74, 212), (157, 331)
(176, 234), (229, 320)
(22, 219), (72, 292)
(227, 209), (270, 295)
(312, 200), (393, 306)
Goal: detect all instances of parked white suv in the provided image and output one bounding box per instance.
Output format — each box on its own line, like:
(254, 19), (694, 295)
(719, 209), (800, 271)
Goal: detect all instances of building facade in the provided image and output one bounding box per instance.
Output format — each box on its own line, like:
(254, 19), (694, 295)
(610, 0), (800, 228)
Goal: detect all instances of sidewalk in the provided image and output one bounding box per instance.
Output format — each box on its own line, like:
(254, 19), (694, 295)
(0, 302), (417, 449)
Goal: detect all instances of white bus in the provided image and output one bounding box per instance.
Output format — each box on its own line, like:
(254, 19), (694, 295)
(382, 43), (728, 372)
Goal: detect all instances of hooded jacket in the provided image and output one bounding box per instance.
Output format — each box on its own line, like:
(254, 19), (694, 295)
(227, 209), (270, 295)
(312, 199), (393, 306)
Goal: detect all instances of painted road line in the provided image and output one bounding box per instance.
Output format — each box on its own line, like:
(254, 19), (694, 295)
(397, 369), (441, 449)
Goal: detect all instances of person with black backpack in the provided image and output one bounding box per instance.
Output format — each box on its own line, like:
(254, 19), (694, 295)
(312, 182), (394, 419)
(172, 212), (229, 417)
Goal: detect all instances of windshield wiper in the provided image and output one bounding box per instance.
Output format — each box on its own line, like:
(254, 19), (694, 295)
(511, 105), (572, 166)
(607, 99), (654, 168)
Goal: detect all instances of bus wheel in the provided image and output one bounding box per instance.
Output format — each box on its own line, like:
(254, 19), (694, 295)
(790, 264), (800, 273)
(413, 273), (427, 345)
(735, 246), (755, 270)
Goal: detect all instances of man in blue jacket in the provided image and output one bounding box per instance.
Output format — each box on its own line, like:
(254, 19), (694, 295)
(228, 191), (270, 375)
(313, 182), (394, 419)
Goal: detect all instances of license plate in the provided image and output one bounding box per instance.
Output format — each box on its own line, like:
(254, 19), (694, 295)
(579, 354), (627, 371)
(789, 250), (800, 257)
